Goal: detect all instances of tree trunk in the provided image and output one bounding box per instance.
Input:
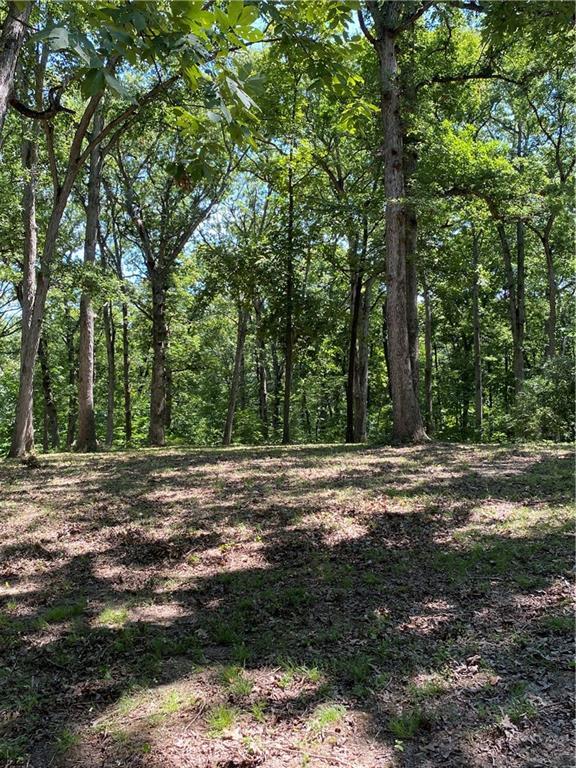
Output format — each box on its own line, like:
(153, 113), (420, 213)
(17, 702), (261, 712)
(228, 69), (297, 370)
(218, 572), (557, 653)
(472, 230), (483, 439)
(346, 235), (362, 443)
(514, 219), (525, 391)
(76, 108), (103, 452)
(405, 205), (419, 395)
(254, 298), (268, 439)
(0, 2), (30, 139)
(103, 300), (115, 447)
(272, 342), (282, 437)
(223, 304), (249, 446)
(282, 164), (294, 445)
(381, 294), (392, 402)
(65, 309), (77, 449)
(543, 233), (556, 358)
(121, 298), (132, 445)
(376, 27), (426, 443)
(354, 276), (372, 442)
(149, 267), (169, 446)
(423, 279), (434, 435)
(38, 333), (59, 449)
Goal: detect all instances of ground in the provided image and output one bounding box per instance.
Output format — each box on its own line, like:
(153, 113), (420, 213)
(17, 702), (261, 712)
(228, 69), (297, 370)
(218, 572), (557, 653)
(0, 443), (573, 768)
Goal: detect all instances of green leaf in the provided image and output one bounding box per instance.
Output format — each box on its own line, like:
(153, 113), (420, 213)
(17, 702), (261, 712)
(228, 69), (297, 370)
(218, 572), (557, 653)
(103, 72), (134, 101)
(81, 69), (105, 99)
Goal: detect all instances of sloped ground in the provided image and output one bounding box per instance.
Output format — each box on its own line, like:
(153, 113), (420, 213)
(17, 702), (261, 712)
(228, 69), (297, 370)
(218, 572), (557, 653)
(0, 443), (573, 768)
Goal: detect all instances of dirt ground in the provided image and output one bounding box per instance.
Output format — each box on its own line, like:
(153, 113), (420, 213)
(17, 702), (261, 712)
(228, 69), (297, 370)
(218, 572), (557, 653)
(0, 442), (573, 768)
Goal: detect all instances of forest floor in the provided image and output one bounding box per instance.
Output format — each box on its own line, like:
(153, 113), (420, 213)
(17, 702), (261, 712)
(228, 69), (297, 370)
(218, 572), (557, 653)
(0, 443), (573, 768)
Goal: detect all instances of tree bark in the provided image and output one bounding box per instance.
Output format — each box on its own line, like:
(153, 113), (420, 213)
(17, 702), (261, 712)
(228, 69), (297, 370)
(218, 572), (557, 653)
(0, 2), (30, 139)
(149, 267), (169, 446)
(423, 279), (434, 435)
(254, 298), (268, 439)
(375, 24), (426, 443)
(543, 231), (556, 359)
(103, 300), (115, 447)
(121, 297), (132, 445)
(472, 229), (483, 439)
(405, 204), (419, 396)
(345, 234), (361, 443)
(223, 303), (249, 446)
(354, 276), (372, 442)
(282, 164), (294, 445)
(38, 333), (59, 449)
(495, 219), (524, 397)
(76, 108), (103, 452)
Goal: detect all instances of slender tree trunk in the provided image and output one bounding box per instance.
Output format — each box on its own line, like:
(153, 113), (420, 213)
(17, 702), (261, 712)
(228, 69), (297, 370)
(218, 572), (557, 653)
(381, 294), (392, 402)
(354, 276), (372, 443)
(121, 297), (132, 445)
(223, 304), (249, 446)
(0, 2), (30, 139)
(514, 219), (525, 391)
(272, 342), (282, 437)
(543, 234), (556, 358)
(346, 236), (362, 443)
(149, 267), (169, 446)
(376, 27), (426, 443)
(472, 230), (483, 439)
(38, 333), (59, 449)
(405, 206), (419, 395)
(282, 164), (294, 445)
(254, 298), (269, 439)
(103, 300), (115, 447)
(423, 279), (434, 435)
(64, 309), (77, 449)
(76, 109), (103, 452)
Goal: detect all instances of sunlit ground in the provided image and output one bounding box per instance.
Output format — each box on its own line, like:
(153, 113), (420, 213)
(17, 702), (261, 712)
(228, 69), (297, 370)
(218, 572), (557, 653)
(0, 443), (573, 767)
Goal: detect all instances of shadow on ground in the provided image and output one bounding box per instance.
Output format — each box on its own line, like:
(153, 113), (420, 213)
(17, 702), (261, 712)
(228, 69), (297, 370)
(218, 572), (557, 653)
(0, 443), (573, 767)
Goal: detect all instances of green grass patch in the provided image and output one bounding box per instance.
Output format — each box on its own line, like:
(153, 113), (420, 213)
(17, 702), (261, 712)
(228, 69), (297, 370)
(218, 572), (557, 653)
(41, 601), (86, 624)
(206, 704), (239, 735)
(309, 703), (346, 734)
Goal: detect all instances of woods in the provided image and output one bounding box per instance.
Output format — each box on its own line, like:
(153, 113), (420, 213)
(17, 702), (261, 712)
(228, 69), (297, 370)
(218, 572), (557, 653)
(0, 3), (574, 766)
(0, 1), (573, 455)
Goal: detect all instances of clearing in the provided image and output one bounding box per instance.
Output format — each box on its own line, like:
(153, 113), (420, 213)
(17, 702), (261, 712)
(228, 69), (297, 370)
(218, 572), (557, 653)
(0, 443), (573, 767)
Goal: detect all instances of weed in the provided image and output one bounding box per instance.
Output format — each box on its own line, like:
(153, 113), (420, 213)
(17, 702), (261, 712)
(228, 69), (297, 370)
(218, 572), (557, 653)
(309, 703), (346, 734)
(206, 704), (239, 735)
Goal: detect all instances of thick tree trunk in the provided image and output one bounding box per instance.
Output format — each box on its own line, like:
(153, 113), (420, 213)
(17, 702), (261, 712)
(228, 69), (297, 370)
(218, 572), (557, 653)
(38, 334), (59, 449)
(103, 300), (115, 447)
(9, 132), (37, 456)
(354, 276), (372, 442)
(223, 304), (249, 446)
(0, 2), (30, 139)
(121, 298), (132, 445)
(76, 109), (103, 452)
(282, 165), (294, 445)
(472, 230), (483, 439)
(423, 280), (434, 435)
(377, 28), (426, 443)
(149, 268), (169, 446)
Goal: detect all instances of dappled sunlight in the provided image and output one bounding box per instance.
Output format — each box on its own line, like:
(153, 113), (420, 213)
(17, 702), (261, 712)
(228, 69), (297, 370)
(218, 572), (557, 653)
(0, 443), (572, 766)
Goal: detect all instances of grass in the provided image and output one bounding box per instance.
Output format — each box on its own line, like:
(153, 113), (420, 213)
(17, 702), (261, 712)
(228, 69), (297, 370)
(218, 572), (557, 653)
(0, 442), (572, 768)
(96, 606), (129, 627)
(309, 703), (347, 734)
(206, 704), (239, 735)
(219, 665), (253, 696)
(388, 707), (426, 739)
(41, 601), (86, 624)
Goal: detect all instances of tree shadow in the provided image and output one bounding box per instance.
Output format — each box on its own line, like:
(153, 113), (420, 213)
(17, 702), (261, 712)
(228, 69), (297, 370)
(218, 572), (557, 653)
(0, 443), (572, 767)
